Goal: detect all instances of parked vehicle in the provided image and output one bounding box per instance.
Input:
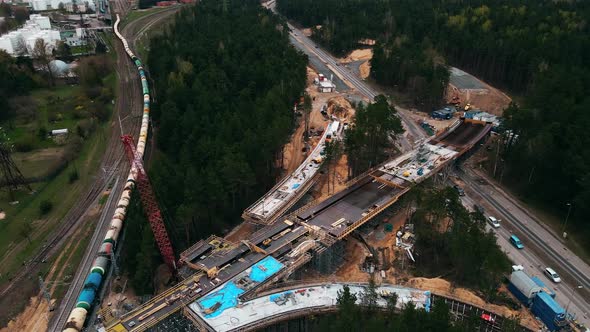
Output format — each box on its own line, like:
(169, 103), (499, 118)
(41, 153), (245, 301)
(510, 235), (524, 249)
(512, 265), (524, 272)
(487, 216), (500, 228)
(544, 267), (561, 283)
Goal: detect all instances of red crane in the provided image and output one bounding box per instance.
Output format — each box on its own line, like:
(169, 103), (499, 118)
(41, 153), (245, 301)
(121, 134), (177, 275)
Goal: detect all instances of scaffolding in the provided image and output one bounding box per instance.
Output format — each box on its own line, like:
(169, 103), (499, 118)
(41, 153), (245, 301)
(310, 240), (346, 275)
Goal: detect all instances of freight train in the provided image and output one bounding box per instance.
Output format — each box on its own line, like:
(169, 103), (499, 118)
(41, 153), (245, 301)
(63, 14), (150, 332)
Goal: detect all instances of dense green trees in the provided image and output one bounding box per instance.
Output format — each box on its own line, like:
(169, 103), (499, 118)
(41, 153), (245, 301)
(277, 0), (590, 247)
(277, 0), (589, 92)
(372, 41), (449, 112)
(0, 51), (38, 122)
(122, 193), (160, 294)
(411, 187), (511, 297)
(344, 95), (403, 176)
(147, 0), (307, 250)
(501, 66), (590, 237)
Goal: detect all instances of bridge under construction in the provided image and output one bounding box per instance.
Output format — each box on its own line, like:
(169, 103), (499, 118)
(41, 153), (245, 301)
(103, 119), (494, 332)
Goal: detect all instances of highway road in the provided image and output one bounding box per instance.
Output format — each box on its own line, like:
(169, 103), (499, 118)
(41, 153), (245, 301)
(458, 170), (590, 328)
(271, 2), (590, 328)
(264, 0), (427, 152)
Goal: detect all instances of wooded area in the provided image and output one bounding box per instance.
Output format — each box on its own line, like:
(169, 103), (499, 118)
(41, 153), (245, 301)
(410, 187), (511, 300)
(344, 95), (403, 176)
(144, 0), (307, 253)
(0, 52), (38, 122)
(277, 0), (590, 246)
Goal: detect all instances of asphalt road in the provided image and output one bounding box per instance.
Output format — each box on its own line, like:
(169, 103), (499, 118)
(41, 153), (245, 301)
(269, 2), (590, 327)
(264, 0), (426, 152)
(458, 169), (590, 328)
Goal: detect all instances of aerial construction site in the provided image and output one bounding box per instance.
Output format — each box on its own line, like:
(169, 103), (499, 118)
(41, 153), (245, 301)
(52, 11), (512, 331)
(90, 114), (496, 332)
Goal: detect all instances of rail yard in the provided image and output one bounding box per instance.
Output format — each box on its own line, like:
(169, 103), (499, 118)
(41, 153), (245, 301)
(6, 1), (579, 332)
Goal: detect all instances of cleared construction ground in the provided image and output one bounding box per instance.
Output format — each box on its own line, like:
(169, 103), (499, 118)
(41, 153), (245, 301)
(100, 119), (500, 332)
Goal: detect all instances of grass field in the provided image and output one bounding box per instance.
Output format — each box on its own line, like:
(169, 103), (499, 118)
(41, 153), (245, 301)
(0, 73), (116, 285)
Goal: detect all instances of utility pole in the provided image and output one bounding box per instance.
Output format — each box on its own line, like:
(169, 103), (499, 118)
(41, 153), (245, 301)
(499, 159), (505, 184)
(561, 202), (573, 238)
(492, 138), (500, 177)
(527, 165), (535, 184)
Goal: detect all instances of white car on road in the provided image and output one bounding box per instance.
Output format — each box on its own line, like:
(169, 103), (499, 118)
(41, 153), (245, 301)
(487, 216), (500, 228)
(544, 267), (561, 283)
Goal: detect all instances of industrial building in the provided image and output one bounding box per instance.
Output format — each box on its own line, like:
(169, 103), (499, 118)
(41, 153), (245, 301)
(314, 73), (336, 93)
(30, 0), (95, 12)
(0, 14), (60, 55)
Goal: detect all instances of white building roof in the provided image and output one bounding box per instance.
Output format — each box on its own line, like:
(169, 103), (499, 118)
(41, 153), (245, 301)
(319, 80), (335, 88)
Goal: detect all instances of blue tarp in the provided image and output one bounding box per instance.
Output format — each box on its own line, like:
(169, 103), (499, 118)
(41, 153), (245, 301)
(292, 183), (301, 189)
(249, 256), (284, 282)
(269, 291), (293, 302)
(198, 281), (244, 318)
(424, 291), (431, 312)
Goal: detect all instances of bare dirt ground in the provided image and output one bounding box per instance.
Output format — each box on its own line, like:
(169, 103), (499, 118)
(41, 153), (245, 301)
(339, 49), (373, 80)
(282, 118), (307, 175)
(332, 239), (371, 282)
(406, 277), (541, 330)
(447, 84), (511, 116)
(339, 49), (373, 63)
(225, 222), (257, 243)
(359, 61), (371, 80)
(100, 280), (141, 319)
(1, 209), (98, 332)
(0, 296), (51, 332)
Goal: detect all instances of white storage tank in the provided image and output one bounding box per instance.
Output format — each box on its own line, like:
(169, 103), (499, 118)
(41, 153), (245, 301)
(510, 270), (541, 299)
(64, 307), (87, 331)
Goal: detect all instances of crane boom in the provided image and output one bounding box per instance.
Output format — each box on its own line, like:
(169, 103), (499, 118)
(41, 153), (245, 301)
(121, 134), (177, 274)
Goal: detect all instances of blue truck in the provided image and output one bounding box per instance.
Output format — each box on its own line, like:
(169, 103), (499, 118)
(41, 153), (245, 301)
(532, 291), (567, 331)
(531, 276), (556, 298)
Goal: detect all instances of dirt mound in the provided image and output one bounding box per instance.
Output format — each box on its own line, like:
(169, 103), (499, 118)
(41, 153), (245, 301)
(340, 49), (373, 63)
(327, 96), (355, 121)
(406, 277), (541, 329)
(360, 61), (371, 79)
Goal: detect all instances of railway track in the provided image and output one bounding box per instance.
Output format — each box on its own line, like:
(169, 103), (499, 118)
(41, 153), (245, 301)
(0, 6), (163, 303)
(48, 7), (181, 332)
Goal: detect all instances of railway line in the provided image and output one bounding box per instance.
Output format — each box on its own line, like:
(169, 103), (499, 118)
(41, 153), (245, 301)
(47, 2), (587, 332)
(46, 6), (180, 332)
